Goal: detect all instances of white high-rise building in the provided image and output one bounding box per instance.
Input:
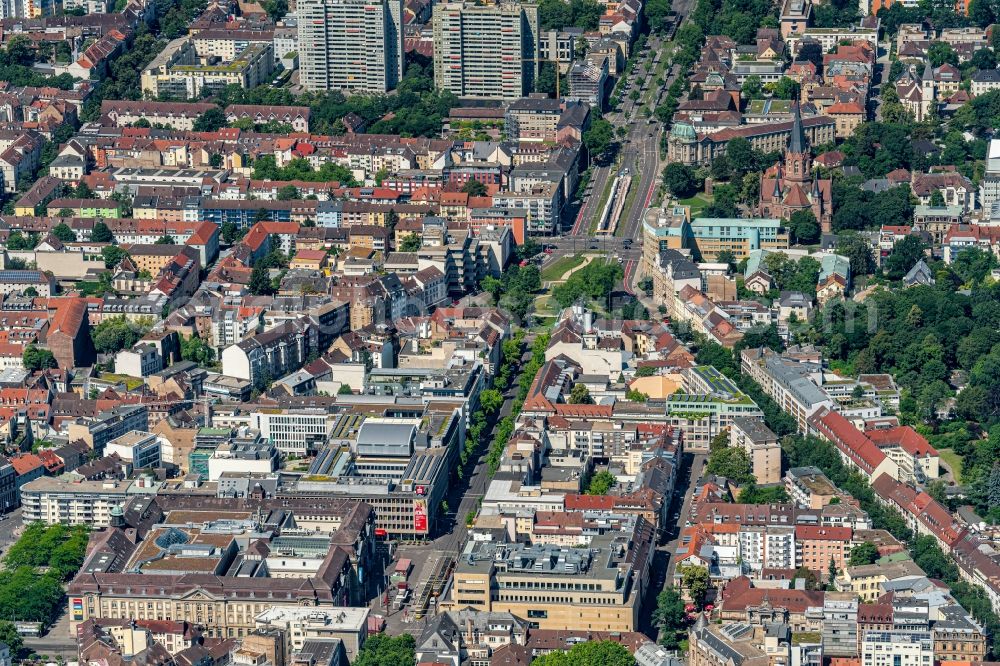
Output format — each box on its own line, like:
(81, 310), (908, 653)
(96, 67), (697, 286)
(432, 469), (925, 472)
(433, 0), (539, 100)
(297, 0), (404, 93)
(980, 139), (1000, 213)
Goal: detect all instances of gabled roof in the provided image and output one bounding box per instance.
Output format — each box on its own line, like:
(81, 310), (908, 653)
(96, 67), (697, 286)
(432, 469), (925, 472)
(809, 407), (885, 473)
(49, 297), (88, 337)
(720, 576), (825, 613)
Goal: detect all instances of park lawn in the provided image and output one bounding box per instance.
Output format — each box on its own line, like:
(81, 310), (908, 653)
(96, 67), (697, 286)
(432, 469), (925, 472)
(939, 448), (964, 482)
(680, 192), (712, 215)
(541, 255), (585, 282)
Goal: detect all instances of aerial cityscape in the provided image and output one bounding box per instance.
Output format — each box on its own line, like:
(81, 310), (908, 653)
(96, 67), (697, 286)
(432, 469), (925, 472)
(0, 0), (996, 664)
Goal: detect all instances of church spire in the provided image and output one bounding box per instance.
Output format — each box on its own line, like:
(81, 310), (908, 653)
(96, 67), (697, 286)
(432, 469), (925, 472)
(788, 102), (807, 155)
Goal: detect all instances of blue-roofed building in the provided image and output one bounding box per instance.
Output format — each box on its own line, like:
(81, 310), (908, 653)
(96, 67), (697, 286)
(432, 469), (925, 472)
(200, 200), (296, 228)
(818, 253), (850, 283)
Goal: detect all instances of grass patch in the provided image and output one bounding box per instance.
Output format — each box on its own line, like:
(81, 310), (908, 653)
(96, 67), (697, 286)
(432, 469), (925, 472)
(615, 174), (642, 237)
(589, 173), (617, 233)
(534, 294), (556, 316)
(939, 447), (964, 482)
(99, 373), (145, 391)
(679, 192), (712, 216)
(541, 255), (585, 282)
(531, 316), (558, 333)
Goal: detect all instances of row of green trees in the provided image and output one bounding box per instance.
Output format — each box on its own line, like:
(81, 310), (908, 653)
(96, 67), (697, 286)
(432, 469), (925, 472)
(688, 0), (778, 44)
(210, 54), (456, 139)
(485, 332), (550, 473)
(0, 523), (89, 632)
(251, 156), (357, 187)
(481, 264), (542, 323)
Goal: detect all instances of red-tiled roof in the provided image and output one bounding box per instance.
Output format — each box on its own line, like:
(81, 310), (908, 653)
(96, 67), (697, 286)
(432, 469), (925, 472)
(49, 297), (88, 337)
(552, 404), (613, 418)
(866, 426), (938, 458)
(10, 453), (44, 475)
(294, 249), (327, 261)
(563, 494), (615, 511)
(720, 576), (825, 613)
(858, 602), (893, 623)
(809, 407), (885, 473)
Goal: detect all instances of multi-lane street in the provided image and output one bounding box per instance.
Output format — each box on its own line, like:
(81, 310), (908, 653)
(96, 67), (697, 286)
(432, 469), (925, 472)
(559, 0), (697, 296)
(399, 1), (699, 635)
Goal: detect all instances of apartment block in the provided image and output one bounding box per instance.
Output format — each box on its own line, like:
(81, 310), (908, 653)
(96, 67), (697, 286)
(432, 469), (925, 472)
(797, 525), (851, 576)
(66, 405), (149, 455)
(20, 476), (160, 526)
(785, 466), (839, 509)
(141, 37), (274, 99)
(433, 0), (539, 100)
(666, 366), (763, 450)
(297, 0), (403, 93)
(741, 347), (834, 433)
(730, 416), (781, 484)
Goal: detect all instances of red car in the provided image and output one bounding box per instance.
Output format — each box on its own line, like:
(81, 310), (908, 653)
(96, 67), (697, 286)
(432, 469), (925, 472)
(544, 248), (553, 254)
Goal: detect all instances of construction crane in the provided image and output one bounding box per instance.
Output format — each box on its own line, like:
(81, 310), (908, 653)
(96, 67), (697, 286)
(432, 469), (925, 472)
(523, 57), (562, 99)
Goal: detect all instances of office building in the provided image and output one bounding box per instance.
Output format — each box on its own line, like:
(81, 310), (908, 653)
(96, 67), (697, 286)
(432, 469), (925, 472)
(105, 431), (164, 470)
(433, 0), (539, 100)
(207, 436), (278, 481)
(251, 409), (332, 455)
(254, 607), (369, 661)
(297, 0), (404, 93)
(567, 55), (608, 110)
(824, 594), (859, 657)
(447, 521), (654, 631)
(861, 631), (933, 666)
(20, 476), (161, 526)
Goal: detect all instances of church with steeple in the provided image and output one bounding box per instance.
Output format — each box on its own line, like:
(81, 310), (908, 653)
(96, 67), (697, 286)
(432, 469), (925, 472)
(757, 103), (833, 234)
